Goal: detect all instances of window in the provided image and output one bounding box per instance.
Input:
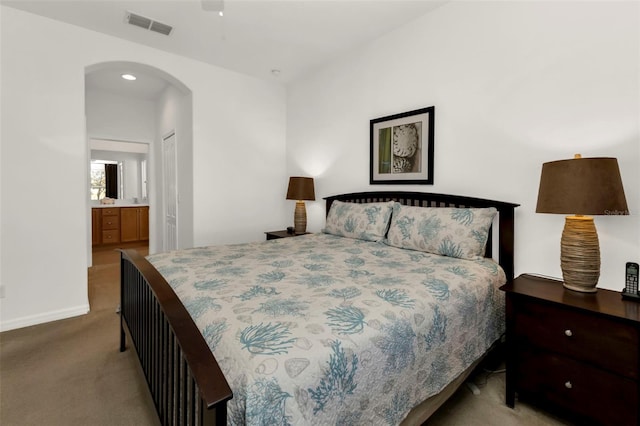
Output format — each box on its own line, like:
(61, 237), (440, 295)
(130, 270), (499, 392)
(90, 160), (119, 200)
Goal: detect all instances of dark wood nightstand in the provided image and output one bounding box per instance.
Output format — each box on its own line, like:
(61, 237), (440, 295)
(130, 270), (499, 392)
(264, 230), (310, 240)
(500, 274), (640, 425)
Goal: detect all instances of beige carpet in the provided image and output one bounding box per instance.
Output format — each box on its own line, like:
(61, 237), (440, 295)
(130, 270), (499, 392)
(0, 244), (159, 426)
(426, 367), (571, 426)
(1, 244), (571, 426)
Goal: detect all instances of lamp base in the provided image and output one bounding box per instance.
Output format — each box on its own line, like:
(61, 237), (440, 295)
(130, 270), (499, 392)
(293, 201), (307, 234)
(560, 215), (600, 293)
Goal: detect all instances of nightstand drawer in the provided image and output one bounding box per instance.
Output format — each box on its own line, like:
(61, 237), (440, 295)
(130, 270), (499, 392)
(513, 298), (639, 379)
(517, 348), (638, 426)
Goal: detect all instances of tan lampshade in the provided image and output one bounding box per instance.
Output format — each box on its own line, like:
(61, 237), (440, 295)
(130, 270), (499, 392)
(536, 156), (628, 215)
(286, 177), (315, 201)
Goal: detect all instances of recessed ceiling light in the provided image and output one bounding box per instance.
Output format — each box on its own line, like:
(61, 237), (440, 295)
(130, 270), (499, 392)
(121, 74), (137, 81)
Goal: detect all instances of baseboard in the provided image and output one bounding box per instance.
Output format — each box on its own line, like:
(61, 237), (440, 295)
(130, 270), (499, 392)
(0, 304), (90, 332)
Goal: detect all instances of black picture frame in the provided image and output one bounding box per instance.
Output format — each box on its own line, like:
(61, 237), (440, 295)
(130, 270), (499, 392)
(370, 106), (434, 185)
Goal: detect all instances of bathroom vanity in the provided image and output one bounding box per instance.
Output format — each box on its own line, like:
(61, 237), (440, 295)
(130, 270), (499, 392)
(91, 205), (149, 246)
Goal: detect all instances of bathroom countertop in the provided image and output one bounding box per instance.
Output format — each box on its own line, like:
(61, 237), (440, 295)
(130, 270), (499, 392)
(91, 203), (149, 208)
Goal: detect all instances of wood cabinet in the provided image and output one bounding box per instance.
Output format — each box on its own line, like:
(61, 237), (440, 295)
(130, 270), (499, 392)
(91, 206), (149, 246)
(501, 274), (640, 425)
(139, 207), (149, 240)
(121, 206), (149, 243)
(101, 208), (120, 244)
(91, 208), (101, 246)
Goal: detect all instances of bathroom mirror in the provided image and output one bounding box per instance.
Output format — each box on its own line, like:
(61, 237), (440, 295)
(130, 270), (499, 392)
(90, 139), (148, 202)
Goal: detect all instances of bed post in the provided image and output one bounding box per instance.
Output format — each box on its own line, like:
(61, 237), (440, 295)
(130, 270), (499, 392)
(498, 206), (516, 283)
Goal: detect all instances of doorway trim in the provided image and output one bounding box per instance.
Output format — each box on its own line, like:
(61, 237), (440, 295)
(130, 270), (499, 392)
(162, 131), (178, 251)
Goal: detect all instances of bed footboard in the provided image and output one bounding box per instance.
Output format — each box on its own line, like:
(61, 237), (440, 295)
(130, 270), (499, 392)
(120, 249), (232, 425)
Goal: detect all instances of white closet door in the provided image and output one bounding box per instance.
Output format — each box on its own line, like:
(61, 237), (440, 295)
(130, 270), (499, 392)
(162, 131), (178, 251)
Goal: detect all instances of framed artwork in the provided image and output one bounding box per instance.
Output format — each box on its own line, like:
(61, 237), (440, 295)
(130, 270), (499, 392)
(370, 106), (434, 184)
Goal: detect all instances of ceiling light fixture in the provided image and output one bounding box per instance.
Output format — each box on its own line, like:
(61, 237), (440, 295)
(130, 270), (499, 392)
(121, 74), (137, 81)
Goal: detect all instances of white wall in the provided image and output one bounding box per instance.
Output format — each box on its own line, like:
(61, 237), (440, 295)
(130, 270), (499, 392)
(287, 1), (639, 291)
(86, 89), (156, 143)
(1, 7), (90, 330)
(0, 6), (287, 331)
(191, 73), (290, 246)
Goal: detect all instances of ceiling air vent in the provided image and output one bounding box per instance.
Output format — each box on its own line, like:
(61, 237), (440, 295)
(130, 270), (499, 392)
(126, 11), (173, 36)
(149, 21), (173, 36)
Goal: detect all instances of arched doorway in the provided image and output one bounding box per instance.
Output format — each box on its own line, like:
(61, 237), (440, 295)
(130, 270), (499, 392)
(85, 61), (193, 266)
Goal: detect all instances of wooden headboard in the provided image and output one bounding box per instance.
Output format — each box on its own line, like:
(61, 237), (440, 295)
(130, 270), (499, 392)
(324, 191), (519, 282)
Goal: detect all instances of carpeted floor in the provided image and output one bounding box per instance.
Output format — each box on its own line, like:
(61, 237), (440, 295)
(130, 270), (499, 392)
(0, 243), (571, 426)
(426, 367), (571, 426)
(0, 243), (159, 426)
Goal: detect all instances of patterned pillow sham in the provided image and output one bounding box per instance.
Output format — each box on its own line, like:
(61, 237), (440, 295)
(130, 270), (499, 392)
(323, 200), (394, 242)
(385, 203), (497, 260)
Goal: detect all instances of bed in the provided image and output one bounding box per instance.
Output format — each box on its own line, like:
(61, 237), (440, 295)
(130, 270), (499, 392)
(119, 191), (518, 425)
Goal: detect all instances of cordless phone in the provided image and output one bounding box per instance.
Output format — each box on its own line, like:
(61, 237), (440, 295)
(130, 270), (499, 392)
(622, 262), (640, 300)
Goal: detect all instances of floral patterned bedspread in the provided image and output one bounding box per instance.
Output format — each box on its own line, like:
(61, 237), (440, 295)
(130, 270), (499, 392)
(146, 233), (506, 425)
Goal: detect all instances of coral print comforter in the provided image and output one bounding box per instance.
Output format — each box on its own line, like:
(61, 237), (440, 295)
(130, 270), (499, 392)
(146, 233), (506, 425)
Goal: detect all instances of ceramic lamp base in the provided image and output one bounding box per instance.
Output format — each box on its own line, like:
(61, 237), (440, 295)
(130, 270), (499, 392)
(294, 201), (307, 234)
(560, 215), (600, 292)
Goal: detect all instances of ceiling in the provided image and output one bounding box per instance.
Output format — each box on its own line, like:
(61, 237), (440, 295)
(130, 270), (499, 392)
(3, 0), (446, 98)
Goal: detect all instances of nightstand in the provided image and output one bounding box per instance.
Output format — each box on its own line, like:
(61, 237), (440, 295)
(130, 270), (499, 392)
(264, 230), (310, 240)
(500, 274), (640, 425)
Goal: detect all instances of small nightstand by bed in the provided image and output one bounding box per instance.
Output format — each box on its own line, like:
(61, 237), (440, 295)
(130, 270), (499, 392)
(500, 274), (640, 425)
(264, 230), (311, 240)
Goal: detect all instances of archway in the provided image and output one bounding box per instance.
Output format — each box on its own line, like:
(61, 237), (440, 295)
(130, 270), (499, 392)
(85, 61), (193, 266)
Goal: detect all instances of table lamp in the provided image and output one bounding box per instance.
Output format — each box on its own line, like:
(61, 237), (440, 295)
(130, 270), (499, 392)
(286, 177), (315, 234)
(536, 154), (629, 292)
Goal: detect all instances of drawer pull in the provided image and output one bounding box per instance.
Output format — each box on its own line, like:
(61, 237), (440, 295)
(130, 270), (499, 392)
(564, 329), (573, 337)
(565, 381), (572, 389)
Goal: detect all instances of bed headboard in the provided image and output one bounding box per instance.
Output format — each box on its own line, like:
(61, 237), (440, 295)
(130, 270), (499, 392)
(324, 191), (519, 282)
